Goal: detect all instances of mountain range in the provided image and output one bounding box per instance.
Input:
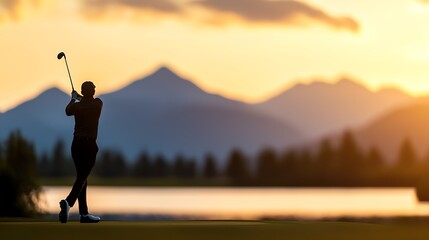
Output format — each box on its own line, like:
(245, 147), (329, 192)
(257, 79), (413, 139)
(0, 66), (418, 162)
(355, 102), (429, 161)
(98, 67), (301, 160)
(0, 67), (300, 161)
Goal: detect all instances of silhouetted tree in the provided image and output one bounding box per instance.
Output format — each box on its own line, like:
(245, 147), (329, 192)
(133, 152), (153, 178)
(184, 158), (196, 179)
(0, 131), (41, 216)
(316, 138), (336, 185)
(365, 146), (388, 185)
(50, 139), (73, 177)
(416, 148), (429, 200)
(5, 131), (38, 183)
(367, 147), (384, 166)
(225, 149), (250, 185)
(256, 148), (278, 185)
(0, 169), (23, 216)
(153, 155), (168, 177)
(37, 152), (50, 177)
(173, 154), (186, 178)
(396, 138), (419, 185)
(420, 149), (429, 176)
(202, 153), (218, 178)
(337, 131), (364, 185)
(397, 138), (418, 166)
(95, 150), (127, 178)
(278, 149), (298, 185)
(297, 149), (315, 186)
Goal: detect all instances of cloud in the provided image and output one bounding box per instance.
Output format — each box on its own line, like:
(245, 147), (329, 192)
(0, 0), (359, 33)
(82, 0), (181, 18)
(193, 0), (360, 32)
(0, 0), (41, 22)
(0, 0), (22, 21)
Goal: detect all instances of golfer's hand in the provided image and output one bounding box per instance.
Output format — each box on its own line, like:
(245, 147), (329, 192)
(71, 91), (82, 101)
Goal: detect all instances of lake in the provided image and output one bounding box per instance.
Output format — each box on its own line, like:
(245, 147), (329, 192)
(41, 187), (429, 219)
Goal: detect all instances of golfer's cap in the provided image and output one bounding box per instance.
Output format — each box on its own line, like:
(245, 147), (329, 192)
(81, 81), (96, 91)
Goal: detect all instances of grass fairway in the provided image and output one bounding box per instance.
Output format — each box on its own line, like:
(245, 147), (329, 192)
(2, 220), (429, 240)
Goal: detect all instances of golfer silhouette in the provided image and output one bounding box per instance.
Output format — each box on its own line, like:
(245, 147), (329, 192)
(59, 81), (103, 223)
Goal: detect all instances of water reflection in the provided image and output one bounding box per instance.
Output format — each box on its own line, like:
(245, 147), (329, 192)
(41, 187), (429, 219)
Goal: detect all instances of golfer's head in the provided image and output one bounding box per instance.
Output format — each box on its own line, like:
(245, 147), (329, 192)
(81, 81), (96, 97)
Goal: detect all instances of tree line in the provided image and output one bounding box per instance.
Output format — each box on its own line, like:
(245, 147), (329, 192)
(36, 139), (215, 180)
(31, 130), (429, 187)
(226, 131), (427, 187)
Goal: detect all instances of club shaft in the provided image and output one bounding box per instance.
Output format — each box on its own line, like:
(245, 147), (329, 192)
(63, 56), (75, 91)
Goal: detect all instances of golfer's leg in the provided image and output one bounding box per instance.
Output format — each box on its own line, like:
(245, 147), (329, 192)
(66, 139), (92, 207)
(76, 140), (97, 213)
(66, 172), (90, 207)
(78, 180), (88, 215)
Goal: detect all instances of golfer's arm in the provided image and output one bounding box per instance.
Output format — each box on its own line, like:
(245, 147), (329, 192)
(96, 98), (103, 111)
(65, 100), (76, 116)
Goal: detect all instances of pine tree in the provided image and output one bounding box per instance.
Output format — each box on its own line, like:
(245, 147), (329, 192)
(184, 158), (196, 179)
(225, 149), (250, 185)
(297, 148), (314, 185)
(133, 152), (153, 178)
(203, 153), (218, 178)
(365, 146), (386, 185)
(367, 146), (384, 167)
(173, 154), (186, 178)
(95, 150), (127, 178)
(256, 148), (278, 185)
(397, 138), (418, 166)
(316, 138), (335, 185)
(279, 149), (298, 185)
(396, 138), (419, 185)
(51, 139), (67, 177)
(337, 130), (363, 185)
(153, 155), (168, 177)
(37, 152), (50, 177)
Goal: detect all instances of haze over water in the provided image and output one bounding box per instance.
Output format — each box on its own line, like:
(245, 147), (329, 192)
(41, 187), (429, 219)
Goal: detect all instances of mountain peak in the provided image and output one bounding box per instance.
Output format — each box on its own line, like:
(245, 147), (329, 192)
(337, 78), (355, 84)
(42, 86), (64, 93)
(286, 78), (365, 94)
(337, 78), (363, 87)
(334, 78), (369, 93)
(150, 65), (179, 79)
(102, 65), (212, 103)
(38, 87), (67, 99)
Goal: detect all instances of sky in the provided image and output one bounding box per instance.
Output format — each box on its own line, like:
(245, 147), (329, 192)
(0, 0), (429, 111)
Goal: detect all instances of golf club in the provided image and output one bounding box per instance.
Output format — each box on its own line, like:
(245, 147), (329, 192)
(57, 52), (75, 91)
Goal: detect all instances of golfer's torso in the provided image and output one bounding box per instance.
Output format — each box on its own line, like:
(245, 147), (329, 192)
(73, 99), (102, 139)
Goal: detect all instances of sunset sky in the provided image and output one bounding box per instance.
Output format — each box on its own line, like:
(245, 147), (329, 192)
(1, 0), (429, 111)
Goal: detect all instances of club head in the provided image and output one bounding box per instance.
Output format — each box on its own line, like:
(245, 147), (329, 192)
(57, 52), (65, 60)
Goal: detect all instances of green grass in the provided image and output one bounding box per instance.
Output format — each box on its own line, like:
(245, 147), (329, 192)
(2, 220), (429, 240)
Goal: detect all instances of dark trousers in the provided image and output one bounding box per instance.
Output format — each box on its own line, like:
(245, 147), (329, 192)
(66, 137), (98, 215)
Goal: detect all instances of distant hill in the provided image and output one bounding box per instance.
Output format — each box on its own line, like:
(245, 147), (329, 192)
(257, 78), (413, 139)
(0, 88), (73, 153)
(98, 67), (301, 160)
(0, 67), (302, 162)
(355, 103), (429, 161)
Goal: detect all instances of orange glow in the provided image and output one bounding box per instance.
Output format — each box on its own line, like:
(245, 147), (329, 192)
(1, 0), (429, 111)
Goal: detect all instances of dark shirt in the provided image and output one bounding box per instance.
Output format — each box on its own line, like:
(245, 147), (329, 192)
(66, 97), (103, 139)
